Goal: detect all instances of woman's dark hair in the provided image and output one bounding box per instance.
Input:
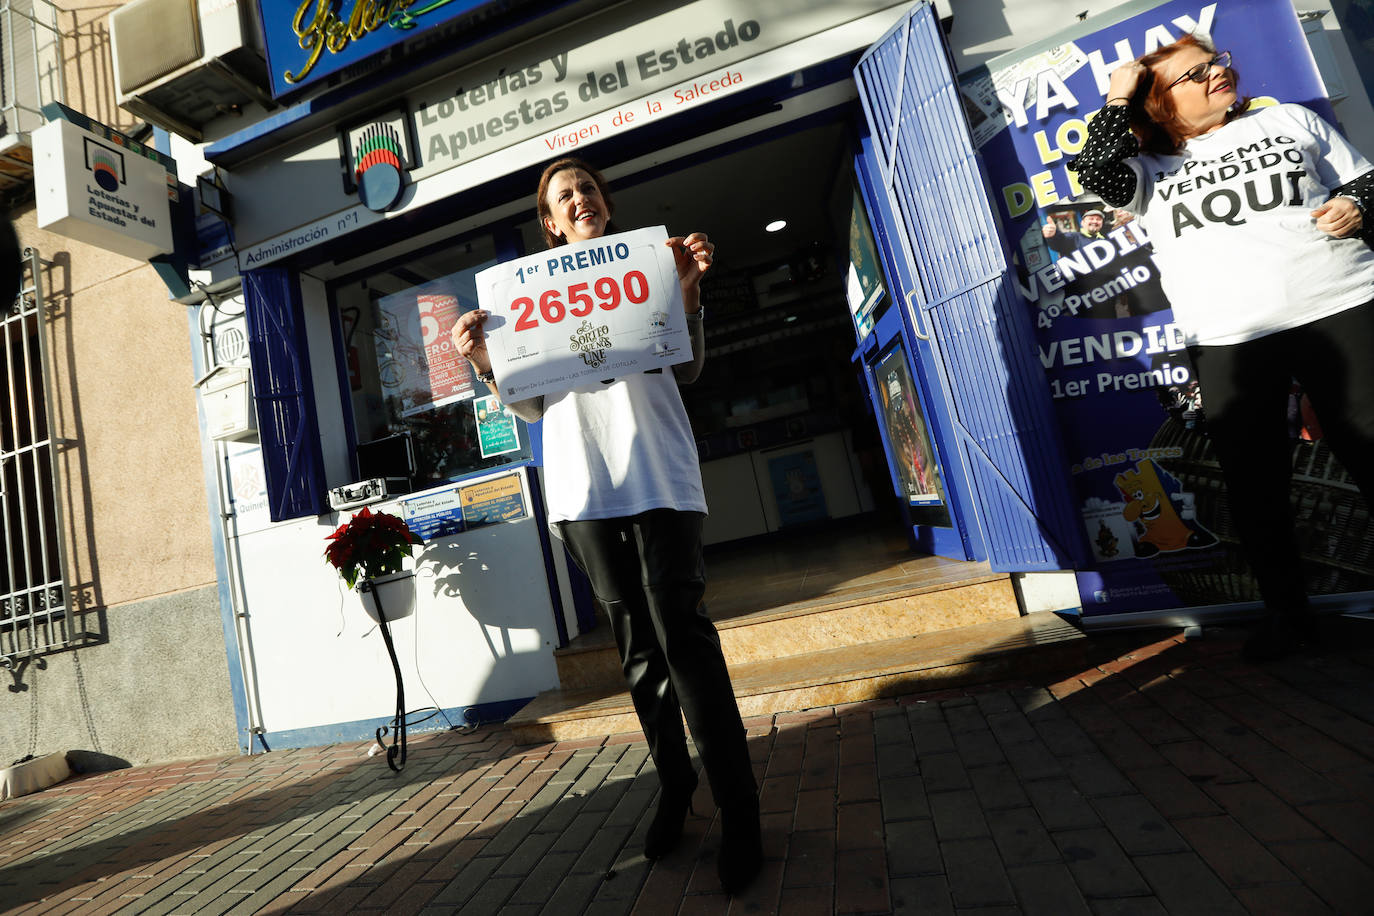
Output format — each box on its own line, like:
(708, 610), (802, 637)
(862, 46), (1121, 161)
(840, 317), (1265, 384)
(535, 157), (618, 249)
(1131, 34), (1250, 154)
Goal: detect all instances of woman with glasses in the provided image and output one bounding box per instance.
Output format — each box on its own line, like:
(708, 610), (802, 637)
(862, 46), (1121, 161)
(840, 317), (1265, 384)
(1070, 34), (1374, 662)
(452, 158), (762, 893)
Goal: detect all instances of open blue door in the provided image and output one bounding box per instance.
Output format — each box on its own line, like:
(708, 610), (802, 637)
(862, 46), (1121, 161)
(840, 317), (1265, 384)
(851, 148), (972, 562)
(853, 2), (1084, 572)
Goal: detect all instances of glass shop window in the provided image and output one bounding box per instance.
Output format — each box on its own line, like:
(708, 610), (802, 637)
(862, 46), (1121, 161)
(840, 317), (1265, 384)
(334, 234), (533, 488)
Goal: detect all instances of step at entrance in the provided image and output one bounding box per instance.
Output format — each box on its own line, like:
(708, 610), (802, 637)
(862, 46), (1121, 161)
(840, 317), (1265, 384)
(553, 558), (1018, 691)
(507, 612), (1096, 745)
(509, 547), (1049, 745)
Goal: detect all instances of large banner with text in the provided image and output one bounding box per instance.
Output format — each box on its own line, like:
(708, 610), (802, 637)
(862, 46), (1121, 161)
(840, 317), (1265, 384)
(960, 0), (1373, 617)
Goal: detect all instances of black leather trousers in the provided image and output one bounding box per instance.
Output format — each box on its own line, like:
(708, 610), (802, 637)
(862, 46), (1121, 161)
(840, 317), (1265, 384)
(558, 510), (757, 809)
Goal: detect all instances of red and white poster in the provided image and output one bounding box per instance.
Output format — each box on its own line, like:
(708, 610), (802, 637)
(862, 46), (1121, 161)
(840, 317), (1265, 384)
(374, 282), (477, 417)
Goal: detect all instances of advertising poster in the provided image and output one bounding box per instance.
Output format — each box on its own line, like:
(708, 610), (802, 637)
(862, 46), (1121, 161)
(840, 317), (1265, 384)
(847, 189), (887, 340)
(476, 226), (692, 401)
(768, 451), (828, 526)
(960, 0), (1373, 616)
(475, 395), (521, 458)
(401, 486), (467, 542)
(460, 474), (528, 526)
(875, 345), (945, 506)
(375, 279), (478, 417)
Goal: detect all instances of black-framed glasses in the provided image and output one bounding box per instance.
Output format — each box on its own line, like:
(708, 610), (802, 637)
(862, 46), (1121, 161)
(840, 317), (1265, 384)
(1168, 51), (1231, 89)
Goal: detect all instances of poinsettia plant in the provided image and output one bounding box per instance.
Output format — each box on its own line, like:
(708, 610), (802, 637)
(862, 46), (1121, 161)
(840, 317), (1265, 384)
(324, 506), (423, 589)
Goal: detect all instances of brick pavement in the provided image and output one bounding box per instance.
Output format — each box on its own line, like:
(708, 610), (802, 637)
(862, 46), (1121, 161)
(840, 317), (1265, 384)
(2, 625), (1373, 914)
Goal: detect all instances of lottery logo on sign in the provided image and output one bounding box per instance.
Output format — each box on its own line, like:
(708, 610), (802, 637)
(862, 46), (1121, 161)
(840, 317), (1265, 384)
(85, 139), (124, 191)
(569, 320), (613, 368)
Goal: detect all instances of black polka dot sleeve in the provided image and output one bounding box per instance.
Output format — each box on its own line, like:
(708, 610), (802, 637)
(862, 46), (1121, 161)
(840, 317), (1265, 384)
(1330, 169), (1374, 244)
(1066, 105), (1139, 208)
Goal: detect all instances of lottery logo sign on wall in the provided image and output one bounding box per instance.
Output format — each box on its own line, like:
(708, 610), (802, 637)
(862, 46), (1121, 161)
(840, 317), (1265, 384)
(475, 226), (691, 401)
(339, 111), (416, 212)
(961, 0), (1372, 617)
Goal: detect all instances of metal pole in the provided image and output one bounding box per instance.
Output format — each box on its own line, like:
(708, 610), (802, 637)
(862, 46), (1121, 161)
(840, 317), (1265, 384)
(362, 578), (407, 772)
(28, 247), (71, 646)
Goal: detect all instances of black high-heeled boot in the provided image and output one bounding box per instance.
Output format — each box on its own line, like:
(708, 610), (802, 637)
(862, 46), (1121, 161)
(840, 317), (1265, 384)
(644, 775), (698, 859)
(716, 797), (762, 894)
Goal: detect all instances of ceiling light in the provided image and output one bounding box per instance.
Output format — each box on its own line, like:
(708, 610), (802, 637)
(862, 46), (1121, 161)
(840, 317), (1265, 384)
(765, 220), (787, 232)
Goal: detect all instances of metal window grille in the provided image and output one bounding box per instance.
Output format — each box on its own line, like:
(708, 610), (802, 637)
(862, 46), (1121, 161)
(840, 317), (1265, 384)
(1, 246), (71, 663)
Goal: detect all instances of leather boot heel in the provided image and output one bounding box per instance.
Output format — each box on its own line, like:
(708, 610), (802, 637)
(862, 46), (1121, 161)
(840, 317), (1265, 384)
(717, 799), (762, 894)
(644, 777), (697, 859)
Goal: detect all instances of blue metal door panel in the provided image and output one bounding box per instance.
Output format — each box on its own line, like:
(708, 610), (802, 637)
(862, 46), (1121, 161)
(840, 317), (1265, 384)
(244, 266), (328, 522)
(855, 2), (1083, 571)
(854, 133), (981, 563)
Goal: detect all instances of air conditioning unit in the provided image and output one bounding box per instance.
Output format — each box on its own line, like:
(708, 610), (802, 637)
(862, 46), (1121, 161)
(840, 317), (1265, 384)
(110, 0), (273, 142)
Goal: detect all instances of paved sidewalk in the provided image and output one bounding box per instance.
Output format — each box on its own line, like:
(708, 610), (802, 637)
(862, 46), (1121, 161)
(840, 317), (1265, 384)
(3, 625), (1374, 915)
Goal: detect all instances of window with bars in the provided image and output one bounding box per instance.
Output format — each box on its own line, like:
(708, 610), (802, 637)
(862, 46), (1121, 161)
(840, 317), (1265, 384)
(1, 247), (69, 662)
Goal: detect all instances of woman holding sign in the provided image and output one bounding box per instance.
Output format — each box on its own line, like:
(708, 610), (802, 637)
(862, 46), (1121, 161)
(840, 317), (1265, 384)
(452, 158), (761, 893)
(1070, 34), (1374, 661)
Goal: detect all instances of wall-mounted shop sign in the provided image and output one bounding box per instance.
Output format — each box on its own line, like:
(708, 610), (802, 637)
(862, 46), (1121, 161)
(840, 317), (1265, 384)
(402, 0), (899, 179)
(235, 0), (909, 269)
(258, 0), (513, 98)
(33, 108), (176, 261)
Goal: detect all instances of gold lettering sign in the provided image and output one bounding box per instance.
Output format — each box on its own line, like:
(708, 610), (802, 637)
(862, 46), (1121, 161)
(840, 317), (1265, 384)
(284, 0), (416, 85)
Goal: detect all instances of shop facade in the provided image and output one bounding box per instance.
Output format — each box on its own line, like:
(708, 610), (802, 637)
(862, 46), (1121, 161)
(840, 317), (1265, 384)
(108, 0), (1374, 750)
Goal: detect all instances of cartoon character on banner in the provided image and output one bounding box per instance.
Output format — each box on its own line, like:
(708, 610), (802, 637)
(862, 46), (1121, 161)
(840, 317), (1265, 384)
(1115, 459), (1218, 557)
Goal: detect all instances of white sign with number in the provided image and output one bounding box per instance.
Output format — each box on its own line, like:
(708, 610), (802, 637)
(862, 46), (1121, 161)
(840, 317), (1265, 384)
(475, 226), (692, 401)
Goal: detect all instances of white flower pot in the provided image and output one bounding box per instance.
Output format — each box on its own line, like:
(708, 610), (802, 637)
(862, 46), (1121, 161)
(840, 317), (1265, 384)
(362, 571), (416, 623)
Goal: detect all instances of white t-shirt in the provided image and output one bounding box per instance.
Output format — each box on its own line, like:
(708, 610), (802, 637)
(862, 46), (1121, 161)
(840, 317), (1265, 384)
(1124, 103), (1374, 346)
(541, 369), (707, 523)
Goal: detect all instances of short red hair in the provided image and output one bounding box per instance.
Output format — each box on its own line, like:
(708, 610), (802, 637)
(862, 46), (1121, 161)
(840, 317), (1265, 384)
(1130, 34), (1250, 154)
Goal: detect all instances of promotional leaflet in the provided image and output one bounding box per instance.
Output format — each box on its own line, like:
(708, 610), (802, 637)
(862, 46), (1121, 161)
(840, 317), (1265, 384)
(960, 0), (1373, 617)
(475, 226), (692, 401)
(474, 396), (521, 458)
(847, 189), (887, 341)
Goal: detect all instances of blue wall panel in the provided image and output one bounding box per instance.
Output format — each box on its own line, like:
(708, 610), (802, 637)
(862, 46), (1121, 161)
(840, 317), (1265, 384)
(243, 267), (328, 521)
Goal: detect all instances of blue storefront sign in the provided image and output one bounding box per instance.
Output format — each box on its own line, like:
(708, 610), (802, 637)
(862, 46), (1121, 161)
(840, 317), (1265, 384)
(257, 0), (511, 98)
(960, 0), (1369, 618)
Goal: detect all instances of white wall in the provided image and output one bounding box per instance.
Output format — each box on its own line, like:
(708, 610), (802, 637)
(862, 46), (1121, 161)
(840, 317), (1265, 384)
(229, 464), (562, 738)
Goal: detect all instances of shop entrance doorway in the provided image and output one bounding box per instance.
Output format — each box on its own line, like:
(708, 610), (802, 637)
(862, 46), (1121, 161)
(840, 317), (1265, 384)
(552, 119), (935, 563)
(508, 113), (994, 631)
(505, 106), (990, 633)
(616, 120), (898, 548)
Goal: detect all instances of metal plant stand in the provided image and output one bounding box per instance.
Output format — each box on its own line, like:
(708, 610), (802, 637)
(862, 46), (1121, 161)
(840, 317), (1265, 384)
(360, 578), (407, 772)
